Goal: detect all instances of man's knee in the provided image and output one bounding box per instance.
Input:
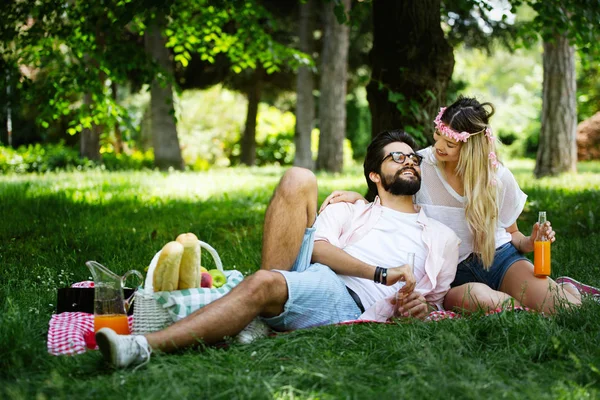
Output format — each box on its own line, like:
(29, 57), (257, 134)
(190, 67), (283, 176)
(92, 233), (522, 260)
(244, 270), (288, 309)
(277, 167), (317, 199)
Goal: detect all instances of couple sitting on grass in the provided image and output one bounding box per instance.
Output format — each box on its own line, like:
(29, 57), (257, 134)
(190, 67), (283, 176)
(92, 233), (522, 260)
(97, 96), (600, 369)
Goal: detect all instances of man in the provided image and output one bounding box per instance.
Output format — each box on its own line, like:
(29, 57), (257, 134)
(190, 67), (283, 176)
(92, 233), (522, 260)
(96, 130), (460, 368)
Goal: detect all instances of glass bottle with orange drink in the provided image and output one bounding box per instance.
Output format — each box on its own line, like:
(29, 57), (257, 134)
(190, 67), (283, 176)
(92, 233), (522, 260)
(534, 211), (551, 278)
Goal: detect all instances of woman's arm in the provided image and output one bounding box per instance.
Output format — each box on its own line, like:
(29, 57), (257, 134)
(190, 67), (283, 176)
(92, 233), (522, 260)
(319, 191), (367, 214)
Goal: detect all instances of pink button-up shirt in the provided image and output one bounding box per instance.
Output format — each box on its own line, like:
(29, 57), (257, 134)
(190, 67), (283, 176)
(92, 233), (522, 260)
(314, 197), (460, 319)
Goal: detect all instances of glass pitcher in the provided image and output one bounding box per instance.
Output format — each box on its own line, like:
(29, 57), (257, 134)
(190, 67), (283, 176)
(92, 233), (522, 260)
(86, 261), (144, 334)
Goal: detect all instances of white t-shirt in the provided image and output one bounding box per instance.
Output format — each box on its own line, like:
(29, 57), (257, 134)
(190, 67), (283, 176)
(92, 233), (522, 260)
(337, 207), (428, 310)
(416, 147), (527, 262)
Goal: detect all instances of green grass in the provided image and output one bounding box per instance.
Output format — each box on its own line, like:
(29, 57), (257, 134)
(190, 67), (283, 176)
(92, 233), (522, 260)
(1, 161), (599, 399)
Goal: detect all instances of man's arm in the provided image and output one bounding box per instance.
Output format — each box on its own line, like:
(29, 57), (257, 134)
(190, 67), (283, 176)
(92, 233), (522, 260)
(312, 240), (415, 290)
(312, 240), (375, 279)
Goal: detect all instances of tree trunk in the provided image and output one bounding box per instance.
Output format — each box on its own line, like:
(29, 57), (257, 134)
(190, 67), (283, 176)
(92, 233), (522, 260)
(145, 14), (184, 170)
(316, 0), (350, 173)
(240, 69), (263, 166)
(112, 81), (123, 154)
(534, 34), (577, 177)
(293, 0), (315, 170)
(140, 105), (152, 151)
(366, 0), (454, 144)
(80, 26), (106, 161)
(80, 94), (101, 161)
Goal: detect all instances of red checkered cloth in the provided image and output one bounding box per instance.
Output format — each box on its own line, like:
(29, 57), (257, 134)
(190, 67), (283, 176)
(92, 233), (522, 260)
(340, 306), (533, 325)
(48, 312), (134, 356)
(71, 281), (94, 288)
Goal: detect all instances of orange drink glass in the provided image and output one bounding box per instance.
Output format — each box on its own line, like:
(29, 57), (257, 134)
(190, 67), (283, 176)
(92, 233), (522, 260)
(533, 211), (551, 278)
(534, 240), (551, 277)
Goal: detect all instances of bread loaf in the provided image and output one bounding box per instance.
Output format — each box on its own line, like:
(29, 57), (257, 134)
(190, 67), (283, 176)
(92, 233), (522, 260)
(153, 241), (184, 292)
(176, 233), (201, 289)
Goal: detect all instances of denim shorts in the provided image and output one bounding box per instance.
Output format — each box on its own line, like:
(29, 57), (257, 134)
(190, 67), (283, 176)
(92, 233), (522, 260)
(450, 242), (529, 290)
(262, 227), (362, 331)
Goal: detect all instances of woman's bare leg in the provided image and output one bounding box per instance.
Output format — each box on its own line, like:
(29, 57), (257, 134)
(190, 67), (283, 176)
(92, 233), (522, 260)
(444, 282), (520, 312)
(499, 260), (581, 314)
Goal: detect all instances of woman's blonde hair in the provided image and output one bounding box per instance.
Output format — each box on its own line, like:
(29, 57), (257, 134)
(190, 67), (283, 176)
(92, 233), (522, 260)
(441, 96), (499, 269)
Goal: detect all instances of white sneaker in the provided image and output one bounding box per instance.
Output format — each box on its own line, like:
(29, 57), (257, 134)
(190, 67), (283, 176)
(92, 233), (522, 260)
(236, 318), (271, 344)
(95, 328), (152, 369)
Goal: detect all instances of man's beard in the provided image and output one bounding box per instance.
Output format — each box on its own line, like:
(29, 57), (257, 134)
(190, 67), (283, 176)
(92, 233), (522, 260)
(381, 167), (421, 196)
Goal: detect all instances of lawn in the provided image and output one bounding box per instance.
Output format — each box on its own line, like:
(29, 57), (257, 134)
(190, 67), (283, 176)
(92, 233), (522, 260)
(1, 160), (599, 399)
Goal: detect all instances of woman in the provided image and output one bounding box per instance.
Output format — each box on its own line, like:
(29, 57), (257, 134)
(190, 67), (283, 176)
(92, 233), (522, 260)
(321, 96), (598, 314)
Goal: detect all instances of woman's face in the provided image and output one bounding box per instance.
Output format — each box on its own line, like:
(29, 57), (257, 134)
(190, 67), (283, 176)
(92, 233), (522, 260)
(433, 130), (462, 163)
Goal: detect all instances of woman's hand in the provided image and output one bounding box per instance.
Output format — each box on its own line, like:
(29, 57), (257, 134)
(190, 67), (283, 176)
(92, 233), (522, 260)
(319, 191), (366, 213)
(523, 221), (556, 253)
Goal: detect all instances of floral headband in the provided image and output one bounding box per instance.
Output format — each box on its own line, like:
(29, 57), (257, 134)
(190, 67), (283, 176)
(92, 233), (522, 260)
(434, 107), (499, 173)
(434, 107), (494, 142)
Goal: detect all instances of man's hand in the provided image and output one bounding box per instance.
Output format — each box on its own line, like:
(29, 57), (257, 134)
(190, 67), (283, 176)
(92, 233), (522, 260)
(385, 264), (416, 294)
(393, 292), (429, 320)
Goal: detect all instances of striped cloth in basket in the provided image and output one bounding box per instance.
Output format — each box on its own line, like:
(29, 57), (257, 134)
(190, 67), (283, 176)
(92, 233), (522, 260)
(152, 270), (244, 322)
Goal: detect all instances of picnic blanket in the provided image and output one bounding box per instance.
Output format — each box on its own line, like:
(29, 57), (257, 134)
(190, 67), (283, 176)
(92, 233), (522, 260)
(47, 282), (533, 356)
(47, 307), (532, 356)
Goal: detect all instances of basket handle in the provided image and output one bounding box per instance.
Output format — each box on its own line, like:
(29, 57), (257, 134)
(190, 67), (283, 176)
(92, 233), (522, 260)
(144, 240), (224, 293)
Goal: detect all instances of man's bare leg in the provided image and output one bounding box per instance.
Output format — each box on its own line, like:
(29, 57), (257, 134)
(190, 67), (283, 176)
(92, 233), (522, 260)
(145, 270), (288, 352)
(261, 167), (318, 271)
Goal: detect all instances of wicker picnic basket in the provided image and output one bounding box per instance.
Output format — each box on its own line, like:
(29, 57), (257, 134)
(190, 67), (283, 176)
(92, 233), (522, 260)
(132, 240), (224, 335)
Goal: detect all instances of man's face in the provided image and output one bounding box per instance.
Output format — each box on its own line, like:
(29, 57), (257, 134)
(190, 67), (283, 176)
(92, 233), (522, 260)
(378, 142), (422, 196)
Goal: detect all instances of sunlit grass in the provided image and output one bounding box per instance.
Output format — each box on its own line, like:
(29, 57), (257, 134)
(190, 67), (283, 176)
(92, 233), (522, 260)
(1, 161), (599, 399)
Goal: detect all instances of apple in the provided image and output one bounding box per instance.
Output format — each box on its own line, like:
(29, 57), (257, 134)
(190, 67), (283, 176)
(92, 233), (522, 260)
(208, 269), (227, 288)
(200, 272), (213, 288)
(84, 330), (97, 349)
(200, 266), (208, 273)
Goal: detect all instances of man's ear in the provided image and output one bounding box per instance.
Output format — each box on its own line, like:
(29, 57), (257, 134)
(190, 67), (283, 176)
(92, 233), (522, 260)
(369, 171), (380, 184)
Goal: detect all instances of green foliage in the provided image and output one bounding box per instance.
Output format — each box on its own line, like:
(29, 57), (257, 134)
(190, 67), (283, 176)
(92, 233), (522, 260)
(383, 87), (430, 146)
(101, 150), (155, 171)
(1, 0), (311, 154)
(521, 0), (600, 54)
(230, 104), (297, 166)
(0, 143), (93, 173)
(577, 53), (600, 121)
(0, 162), (599, 398)
(0, 143), (156, 173)
(166, 0), (311, 74)
(453, 44), (543, 158)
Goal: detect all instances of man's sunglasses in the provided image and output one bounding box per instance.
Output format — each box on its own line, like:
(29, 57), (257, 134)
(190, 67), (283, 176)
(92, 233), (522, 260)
(382, 151), (423, 166)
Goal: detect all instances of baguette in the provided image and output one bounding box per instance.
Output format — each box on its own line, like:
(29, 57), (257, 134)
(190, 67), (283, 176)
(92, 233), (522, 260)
(176, 233), (201, 289)
(153, 241), (184, 292)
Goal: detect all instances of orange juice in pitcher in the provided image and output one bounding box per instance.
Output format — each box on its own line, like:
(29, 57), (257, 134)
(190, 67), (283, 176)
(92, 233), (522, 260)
(94, 314), (130, 334)
(534, 211), (551, 277)
(86, 261), (143, 334)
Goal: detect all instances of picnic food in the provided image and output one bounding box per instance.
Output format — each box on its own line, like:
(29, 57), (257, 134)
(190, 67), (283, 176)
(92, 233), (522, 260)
(152, 234), (228, 291)
(200, 272), (213, 288)
(208, 269), (227, 288)
(153, 241), (184, 291)
(176, 233), (201, 289)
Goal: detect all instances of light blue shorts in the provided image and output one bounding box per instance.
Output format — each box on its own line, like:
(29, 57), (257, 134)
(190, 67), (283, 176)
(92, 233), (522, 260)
(262, 227), (362, 331)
